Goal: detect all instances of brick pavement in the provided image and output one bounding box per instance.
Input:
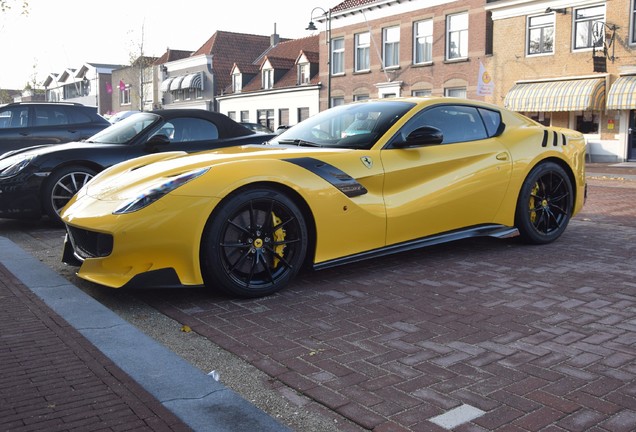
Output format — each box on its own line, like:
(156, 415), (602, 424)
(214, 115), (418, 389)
(0, 263), (191, 432)
(136, 174), (636, 431)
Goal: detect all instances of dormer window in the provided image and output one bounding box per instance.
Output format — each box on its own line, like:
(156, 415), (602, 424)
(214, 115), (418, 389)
(298, 63), (310, 85)
(262, 68), (274, 89)
(232, 73), (242, 93)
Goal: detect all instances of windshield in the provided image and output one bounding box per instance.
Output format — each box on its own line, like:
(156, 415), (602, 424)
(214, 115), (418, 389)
(87, 112), (160, 144)
(270, 101), (415, 150)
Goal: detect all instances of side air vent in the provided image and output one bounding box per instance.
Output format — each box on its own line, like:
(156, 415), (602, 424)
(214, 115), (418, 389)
(541, 130), (548, 147)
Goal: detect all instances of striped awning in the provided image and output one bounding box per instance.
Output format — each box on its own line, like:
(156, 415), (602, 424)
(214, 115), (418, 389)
(159, 77), (174, 92)
(180, 72), (203, 90)
(169, 75), (185, 91)
(504, 78), (606, 112)
(606, 76), (636, 110)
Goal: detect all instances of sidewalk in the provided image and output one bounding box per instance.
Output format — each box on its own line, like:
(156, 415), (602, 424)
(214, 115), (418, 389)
(0, 237), (290, 432)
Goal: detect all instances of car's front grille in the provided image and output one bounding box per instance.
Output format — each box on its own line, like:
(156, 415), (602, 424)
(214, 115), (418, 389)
(66, 226), (113, 259)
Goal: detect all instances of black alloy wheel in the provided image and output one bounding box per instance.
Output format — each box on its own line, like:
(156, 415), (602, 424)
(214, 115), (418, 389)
(515, 161), (573, 244)
(201, 188), (308, 298)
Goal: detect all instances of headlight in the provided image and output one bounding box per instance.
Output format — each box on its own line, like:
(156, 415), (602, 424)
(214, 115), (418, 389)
(113, 167), (209, 214)
(0, 154), (35, 178)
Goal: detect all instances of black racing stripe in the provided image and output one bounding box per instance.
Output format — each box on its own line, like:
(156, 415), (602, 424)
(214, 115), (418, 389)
(284, 157), (368, 197)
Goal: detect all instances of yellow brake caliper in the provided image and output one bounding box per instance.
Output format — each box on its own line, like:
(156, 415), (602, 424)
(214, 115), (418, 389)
(529, 183), (539, 223)
(271, 213), (286, 268)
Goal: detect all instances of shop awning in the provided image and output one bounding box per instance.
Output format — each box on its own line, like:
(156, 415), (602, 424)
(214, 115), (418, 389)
(159, 77), (174, 92)
(504, 78), (606, 112)
(180, 72), (203, 90)
(169, 75), (185, 91)
(606, 76), (636, 110)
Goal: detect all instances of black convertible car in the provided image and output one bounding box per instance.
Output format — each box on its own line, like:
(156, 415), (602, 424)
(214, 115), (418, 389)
(0, 109), (275, 223)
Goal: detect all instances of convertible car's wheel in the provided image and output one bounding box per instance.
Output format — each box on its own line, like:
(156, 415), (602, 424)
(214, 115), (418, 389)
(515, 162), (573, 244)
(201, 188), (308, 298)
(43, 166), (96, 224)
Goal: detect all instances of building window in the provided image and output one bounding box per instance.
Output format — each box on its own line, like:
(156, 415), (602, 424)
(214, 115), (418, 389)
(412, 89), (432, 97)
(355, 32), (370, 72)
(298, 63), (311, 84)
(298, 107), (310, 122)
(240, 111), (249, 122)
(574, 4), (605, 50)
(383, 26), (400, 68)
(232, 73), (242, 93)
(227, 111), (236, 120)
(332, 97), (345, 107)
(262, 69), (274, 89)
(195, 88), (203, 99)
(414, 19), (433, 64)
(258, 109), (275, 131)
(527, 14), (554, 55)
(445, 87), (467, 98)
(576, 112), (599, 134)
(446, 12), (469, 60)
(354, 94), (369, 101)
(528, 112), (551, 126)
(331, 37), (344, 75)
(120, 85), (131, 105)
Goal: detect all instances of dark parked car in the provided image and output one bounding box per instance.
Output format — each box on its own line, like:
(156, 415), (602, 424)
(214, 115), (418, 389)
(0, 102), (110, 153)
(0, 109), (275, 223)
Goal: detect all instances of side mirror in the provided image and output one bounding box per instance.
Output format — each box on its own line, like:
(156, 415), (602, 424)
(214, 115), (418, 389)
(146, 134), (171, 147)
(393, 126), (443, 148)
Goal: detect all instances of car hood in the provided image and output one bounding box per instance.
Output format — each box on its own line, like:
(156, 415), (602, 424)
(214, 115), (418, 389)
(0, 140), (115, 160)
(83, 144), (353, 201)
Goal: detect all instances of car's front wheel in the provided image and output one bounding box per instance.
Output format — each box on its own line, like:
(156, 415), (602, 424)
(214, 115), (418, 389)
(515, 162), (573, 244)
(201, 187), (308, 298)
(43, 166), (96, 224)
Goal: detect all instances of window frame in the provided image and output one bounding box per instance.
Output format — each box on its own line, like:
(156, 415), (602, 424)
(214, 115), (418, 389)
(331, 37), (345, 75)
(572, 4), (606, 51)
(446, 12), (469, 61)
(383, 26), (400, 69)
(262, 69), (274, 90)
(414, 19), (434, 65)
(527, 13), (555, 56)
(354, 32), (371, 72)
(232, 73), (242, 93)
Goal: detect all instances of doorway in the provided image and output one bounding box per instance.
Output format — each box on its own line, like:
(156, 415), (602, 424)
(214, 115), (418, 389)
(629, 110), (636, 161)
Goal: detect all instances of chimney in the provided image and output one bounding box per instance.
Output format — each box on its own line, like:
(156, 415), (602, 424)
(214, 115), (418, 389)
(271, 23), (279, 46)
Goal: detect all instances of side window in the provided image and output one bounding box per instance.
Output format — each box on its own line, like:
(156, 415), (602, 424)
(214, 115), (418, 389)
(0, 107), (29, 128)
(170, 118), (219, 142)
(67, 108), (93, 124)
(34, 106), (70, 126)
(478, 108), (503, 136)
(398, 105), (488, 144)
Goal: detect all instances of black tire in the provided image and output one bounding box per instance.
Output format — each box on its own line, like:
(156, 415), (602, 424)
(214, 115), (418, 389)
(43, 166), (96, 224)
(201, 188), (308, 298)
(515, 162), (573, 244)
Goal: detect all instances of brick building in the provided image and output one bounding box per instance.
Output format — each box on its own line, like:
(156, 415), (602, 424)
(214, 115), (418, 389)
(314, 0), (493, 110)
(485, 0), (636, 162)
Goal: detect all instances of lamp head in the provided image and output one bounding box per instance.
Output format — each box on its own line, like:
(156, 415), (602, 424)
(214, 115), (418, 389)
(306, 21), (318, 31)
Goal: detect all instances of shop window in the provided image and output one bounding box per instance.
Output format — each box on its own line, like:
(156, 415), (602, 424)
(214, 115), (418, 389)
(528, 112), (551, 126)
(576, 112), (599, 134)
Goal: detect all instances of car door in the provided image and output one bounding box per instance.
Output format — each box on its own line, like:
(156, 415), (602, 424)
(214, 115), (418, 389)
(30, 105), (77, 145)
(380, 104), (513, 246)
(0, 105), (33, 152)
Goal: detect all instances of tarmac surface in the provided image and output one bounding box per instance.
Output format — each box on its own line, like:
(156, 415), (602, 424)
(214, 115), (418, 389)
(1, 162), (635, 431)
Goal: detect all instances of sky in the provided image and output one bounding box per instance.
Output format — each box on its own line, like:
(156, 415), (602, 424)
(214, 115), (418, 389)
(0, 0), (331, 90)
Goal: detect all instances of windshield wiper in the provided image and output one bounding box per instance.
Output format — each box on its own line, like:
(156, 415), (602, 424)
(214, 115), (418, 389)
(277, 139), (323, 148)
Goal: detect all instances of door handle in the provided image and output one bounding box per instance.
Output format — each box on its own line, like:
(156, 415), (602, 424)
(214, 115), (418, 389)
(496, 152), (509, 161)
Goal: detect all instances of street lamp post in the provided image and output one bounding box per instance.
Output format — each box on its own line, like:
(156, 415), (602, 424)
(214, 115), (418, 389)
(306, 7), (331, 110)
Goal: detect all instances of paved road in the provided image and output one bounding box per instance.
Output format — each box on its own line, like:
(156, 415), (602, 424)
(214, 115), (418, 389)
(1, 167), (635, 431)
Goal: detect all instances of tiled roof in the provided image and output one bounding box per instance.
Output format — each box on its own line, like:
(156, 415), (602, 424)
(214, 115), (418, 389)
(154, 49), (193, 65)
(331, 0), (380, 13)
(193, 31), (285, 93)
(240, 35), (320, 93)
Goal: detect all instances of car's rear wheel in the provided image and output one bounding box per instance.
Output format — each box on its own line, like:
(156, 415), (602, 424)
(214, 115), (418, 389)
(515, 162), (573, 244)
(43, 166), (96, 224)
(201, 187), (308, 298)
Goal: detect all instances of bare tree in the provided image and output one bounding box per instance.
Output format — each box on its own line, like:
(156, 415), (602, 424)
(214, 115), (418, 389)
(123, 22), (156, 111)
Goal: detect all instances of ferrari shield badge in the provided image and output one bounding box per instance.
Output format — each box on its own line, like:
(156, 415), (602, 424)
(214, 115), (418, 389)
(361, 156), (373, 169)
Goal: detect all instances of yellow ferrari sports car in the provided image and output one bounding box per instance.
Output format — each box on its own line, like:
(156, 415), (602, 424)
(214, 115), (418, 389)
(61, 97), (586, 298)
